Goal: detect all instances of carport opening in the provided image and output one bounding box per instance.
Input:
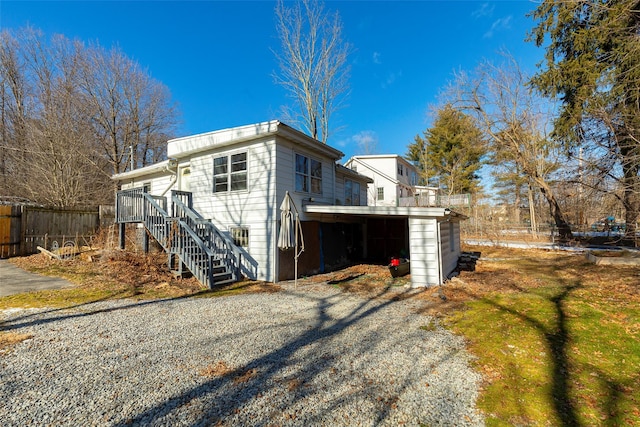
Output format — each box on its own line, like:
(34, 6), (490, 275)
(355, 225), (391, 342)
(277, 218), (410, 281)
(365, 217), (410, 263)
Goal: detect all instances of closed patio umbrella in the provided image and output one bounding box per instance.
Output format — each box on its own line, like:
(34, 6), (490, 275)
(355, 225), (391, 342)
(278, 191), (304, 288)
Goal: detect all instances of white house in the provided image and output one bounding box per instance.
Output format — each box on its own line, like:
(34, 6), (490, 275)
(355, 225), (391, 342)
(344, 155), (441, 207)
(112, 121), (464, 288)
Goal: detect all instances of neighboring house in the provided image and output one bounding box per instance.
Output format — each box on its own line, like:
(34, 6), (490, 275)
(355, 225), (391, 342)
(112, 121), (464, 288)
(344, 155), (441, 207)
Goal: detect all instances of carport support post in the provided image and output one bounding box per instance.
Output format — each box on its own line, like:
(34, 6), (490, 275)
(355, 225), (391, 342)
(119, 222), (126, 250)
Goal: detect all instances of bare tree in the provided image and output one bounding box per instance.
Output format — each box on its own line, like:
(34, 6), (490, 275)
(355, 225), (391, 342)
(0, 27), (178, 206)
(448, 54), (573, 239)
(0, 28), (32, 198)
(79, 44), (177, 176)
(273, 0), (351, 143)
(0, 28), (110, 206)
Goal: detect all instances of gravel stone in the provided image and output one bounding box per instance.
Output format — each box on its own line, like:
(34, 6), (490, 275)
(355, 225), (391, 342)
(1, 283), (484, 426)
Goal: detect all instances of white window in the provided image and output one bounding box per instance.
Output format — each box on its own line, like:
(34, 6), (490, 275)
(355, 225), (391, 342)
(213, 152), (247, 193)
(230, 227), (249, 247)
(398, 164), (403, 176)
(344, 179), (360, 206)
(295, 154), (322, 194)
(377, 187), (384, 201)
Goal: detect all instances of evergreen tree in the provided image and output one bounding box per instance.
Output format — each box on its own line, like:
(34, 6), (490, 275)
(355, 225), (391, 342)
(407, 104), (485, 195)
(530, 0), (640, 239)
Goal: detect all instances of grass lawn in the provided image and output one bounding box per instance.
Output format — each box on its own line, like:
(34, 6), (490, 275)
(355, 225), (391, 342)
(443, 245), (640, 426)
(2, 246), (639, 426)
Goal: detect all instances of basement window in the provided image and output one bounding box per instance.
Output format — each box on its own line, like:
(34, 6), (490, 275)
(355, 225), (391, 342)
(230, 227), (249, 247)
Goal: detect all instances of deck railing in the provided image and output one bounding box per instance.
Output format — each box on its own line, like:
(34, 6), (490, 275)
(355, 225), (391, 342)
(171, 190), (193, 213)
(398, 193), (471, 208)
(116, 188), (167, 223)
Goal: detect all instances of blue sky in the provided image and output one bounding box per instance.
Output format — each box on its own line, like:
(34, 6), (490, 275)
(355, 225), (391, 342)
(1, 0), (542, 163)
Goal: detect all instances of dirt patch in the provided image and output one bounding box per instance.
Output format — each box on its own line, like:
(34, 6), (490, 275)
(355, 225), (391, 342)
(0, 332), (34, 352)
(292, 263), (414, 297)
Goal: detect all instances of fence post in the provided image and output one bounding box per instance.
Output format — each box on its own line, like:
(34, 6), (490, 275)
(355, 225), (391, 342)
(19, 205), (26, 256)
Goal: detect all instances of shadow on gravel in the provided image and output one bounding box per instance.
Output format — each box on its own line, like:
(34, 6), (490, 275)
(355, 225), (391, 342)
(0, 292), (203, 332)
(110, 286), (438, 426)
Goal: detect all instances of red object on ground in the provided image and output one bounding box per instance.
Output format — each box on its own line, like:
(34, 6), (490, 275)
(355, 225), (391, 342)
(390, 258), (400, 267)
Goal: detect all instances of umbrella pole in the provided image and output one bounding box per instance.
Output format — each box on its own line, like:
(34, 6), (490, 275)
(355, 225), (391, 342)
(294, 212), (298, 289)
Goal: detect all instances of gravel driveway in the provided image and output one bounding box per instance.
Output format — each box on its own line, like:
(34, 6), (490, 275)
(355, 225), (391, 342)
(0, 283), (483, 426)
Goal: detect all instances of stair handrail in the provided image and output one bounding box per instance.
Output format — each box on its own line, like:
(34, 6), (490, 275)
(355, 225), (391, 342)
(141, 192), (171, 250)
(171, 191), (242, 281)
(142, 193), (216, 286)
(171, 218), (215, 287)
(115, 188), (217, 288)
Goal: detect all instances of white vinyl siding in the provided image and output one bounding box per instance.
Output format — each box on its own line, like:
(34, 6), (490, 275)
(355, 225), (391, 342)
(189, 140), (276, 282)
(439, 220), (461, 279)
(120, 173), (176, 199)
(408, 217), (441, 287)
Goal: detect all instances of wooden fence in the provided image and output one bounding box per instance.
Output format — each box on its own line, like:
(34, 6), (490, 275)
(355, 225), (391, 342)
(0, 205), (104, 258)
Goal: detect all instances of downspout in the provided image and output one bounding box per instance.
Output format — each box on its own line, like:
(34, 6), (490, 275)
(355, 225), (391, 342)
(160, 158), (179, 197)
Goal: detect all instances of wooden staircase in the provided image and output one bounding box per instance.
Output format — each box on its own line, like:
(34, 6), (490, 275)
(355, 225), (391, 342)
(115, 188), (241, 288)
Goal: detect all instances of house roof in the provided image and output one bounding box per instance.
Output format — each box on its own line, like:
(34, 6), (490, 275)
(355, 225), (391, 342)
(112, 121), (346, 182)
(303, 204), (467, 220)
(167, 120), (344, 160)
(344, 154), (414, 167)
(111, 159), (177, 181)
(335, 163), (374, 184)
(343, 156), (413, 189)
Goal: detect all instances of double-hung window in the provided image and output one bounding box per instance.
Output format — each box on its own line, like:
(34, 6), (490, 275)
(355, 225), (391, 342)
(344, 179), (360, 206)
(295, 154), (322, 194)
(213, 152), (247, 193)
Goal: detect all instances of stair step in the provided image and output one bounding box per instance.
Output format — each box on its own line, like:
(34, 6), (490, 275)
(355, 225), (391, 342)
(142, 201), (238, 288)
(212, 278), (236, 286)
(213, 270), (232, 278)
